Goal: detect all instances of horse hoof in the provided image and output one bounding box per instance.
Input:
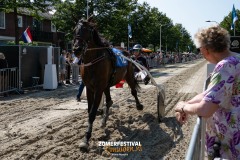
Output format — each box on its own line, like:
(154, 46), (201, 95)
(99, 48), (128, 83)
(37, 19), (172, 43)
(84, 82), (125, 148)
(101, 118), (107, 128)
(79, 142), (89, 151)
(101, 122), (106, 128)
(137, 104), (143, 110)
(97, 109), (103, 116)
(107, 100), (113, 107)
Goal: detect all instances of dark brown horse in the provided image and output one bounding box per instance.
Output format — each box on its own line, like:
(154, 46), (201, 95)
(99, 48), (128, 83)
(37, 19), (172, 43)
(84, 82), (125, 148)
(72, 16), (143, 150)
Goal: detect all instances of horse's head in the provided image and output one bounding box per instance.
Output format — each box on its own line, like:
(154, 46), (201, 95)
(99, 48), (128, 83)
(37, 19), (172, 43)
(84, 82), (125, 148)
(72, 16), (96, 57)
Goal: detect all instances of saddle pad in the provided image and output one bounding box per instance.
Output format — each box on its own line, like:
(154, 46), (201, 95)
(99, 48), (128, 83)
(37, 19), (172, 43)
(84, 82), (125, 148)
(112, 48), (128, 67)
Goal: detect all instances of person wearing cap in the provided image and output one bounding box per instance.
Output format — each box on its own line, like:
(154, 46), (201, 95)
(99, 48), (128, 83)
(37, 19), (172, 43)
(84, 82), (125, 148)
(132, 44), (150, 85)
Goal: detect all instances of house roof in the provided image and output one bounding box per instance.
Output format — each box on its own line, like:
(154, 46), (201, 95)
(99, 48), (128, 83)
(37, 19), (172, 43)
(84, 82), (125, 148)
(17, 8), (53, 20)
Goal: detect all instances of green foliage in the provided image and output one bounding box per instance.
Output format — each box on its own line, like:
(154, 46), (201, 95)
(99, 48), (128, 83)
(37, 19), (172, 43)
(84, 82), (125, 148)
(2, 0), (195, 51)
(6, 41), (38, 46)
(221, 9), (240, 36)
(52, 0), (194, 52)
(0, 0), (59, 13)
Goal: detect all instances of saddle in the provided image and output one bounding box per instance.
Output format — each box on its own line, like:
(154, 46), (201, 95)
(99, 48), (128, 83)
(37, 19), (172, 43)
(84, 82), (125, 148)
(106, 47), (129, 87)
(111, 48), (128, 67)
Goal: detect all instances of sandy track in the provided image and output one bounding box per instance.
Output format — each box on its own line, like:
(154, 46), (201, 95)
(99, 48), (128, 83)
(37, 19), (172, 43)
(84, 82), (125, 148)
(0, 59), (207, 160)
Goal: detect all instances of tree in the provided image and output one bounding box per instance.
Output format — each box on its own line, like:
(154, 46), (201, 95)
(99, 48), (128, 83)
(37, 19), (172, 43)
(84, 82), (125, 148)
(52, 0), (193, 52)
(0, 0), (59, 44)
(220, 9), (240, 36)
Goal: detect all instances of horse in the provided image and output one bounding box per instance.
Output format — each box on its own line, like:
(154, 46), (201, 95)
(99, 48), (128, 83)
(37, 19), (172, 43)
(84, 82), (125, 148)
(72, 16), (144, 150)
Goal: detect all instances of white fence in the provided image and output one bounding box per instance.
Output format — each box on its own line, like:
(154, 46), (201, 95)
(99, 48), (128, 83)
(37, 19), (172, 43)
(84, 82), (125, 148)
(0, 67), (20, 95)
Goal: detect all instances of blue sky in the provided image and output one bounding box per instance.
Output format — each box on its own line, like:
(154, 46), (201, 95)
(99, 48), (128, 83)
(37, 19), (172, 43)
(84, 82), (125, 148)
(138, 0), (240, 39)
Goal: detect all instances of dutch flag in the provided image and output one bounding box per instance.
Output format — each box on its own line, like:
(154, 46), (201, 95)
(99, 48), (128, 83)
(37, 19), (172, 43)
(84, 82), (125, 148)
(22, 27), (33, 43)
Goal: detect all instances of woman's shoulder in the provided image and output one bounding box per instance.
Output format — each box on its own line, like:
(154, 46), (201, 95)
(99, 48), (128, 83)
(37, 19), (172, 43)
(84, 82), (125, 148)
(220, 54), (240, 64)
(215, 54), (240, 72)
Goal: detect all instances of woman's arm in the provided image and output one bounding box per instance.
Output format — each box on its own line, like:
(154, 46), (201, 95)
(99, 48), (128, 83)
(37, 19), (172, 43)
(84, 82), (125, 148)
(186, 92), (205, 104)
(175, 100), (219, 118)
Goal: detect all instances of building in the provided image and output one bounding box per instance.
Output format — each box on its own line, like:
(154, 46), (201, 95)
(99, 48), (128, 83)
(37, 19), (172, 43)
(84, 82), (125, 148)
(0, 8), (65, 47)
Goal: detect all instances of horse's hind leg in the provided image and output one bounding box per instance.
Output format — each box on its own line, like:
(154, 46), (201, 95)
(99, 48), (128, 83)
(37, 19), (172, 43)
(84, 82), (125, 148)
(125, 69), (143, 110)
(101, 87), (113, 127)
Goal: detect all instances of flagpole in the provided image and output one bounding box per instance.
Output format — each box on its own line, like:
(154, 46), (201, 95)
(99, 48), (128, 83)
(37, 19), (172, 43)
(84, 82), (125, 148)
(232, 4), (238, 36)
(234, 22), (236, 36)
(127, 31), (129, 51)
(127, 15), (130, 51)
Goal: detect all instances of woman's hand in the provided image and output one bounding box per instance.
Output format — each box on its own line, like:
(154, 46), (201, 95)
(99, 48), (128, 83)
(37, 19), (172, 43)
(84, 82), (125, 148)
(175, 101), (188, 125)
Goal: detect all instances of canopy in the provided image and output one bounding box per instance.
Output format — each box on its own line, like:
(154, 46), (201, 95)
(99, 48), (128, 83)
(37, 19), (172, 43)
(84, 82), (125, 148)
(141, 48), (153, 53)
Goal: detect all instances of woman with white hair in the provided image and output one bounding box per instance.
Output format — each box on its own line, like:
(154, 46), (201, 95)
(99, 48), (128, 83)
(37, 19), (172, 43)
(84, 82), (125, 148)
(175, 26), (240, 159)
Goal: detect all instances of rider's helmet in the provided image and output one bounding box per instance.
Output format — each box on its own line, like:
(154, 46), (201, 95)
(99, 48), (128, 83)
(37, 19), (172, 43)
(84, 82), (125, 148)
(133, 44), (142, 51)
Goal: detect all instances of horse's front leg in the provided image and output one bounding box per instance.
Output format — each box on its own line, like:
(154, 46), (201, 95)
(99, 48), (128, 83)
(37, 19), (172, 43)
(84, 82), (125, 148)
(79, 89), (103, 151)
(101, 87), (113, 127)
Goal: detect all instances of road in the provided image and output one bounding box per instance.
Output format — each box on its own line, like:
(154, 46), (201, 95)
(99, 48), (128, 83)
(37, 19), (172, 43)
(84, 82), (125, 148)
(0, 59), (208, 160)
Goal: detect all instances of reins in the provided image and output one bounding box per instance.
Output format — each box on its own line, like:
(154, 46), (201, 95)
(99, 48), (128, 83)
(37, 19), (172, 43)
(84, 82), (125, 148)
(82, 54), (106, 67)
(86, 47), (111, 51)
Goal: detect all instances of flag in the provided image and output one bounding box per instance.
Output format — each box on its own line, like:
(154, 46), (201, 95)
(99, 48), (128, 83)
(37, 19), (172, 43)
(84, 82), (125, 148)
(231, 4), (238, 30)
(128, 24), (132, 38)
(22, 27), (32, 43)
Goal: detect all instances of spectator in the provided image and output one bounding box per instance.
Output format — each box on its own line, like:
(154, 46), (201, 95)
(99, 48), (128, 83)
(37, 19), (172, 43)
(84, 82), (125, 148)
(59, 50), (67, 84)
(76, 58), (85, 102)
(65, 52), (72, 84)
(71, 55), (79, 84)
(175, 26), (240, 159)
(0, 52), (8, 96)
(76, 81), (85, 102)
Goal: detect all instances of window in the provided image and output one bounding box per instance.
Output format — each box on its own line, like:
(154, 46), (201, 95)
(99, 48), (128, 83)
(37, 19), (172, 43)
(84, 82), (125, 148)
(33, 18), (42, 31)
(0, 11), (5, 29)
(51, 21), (56, 32)
(17, 16), (22, 27)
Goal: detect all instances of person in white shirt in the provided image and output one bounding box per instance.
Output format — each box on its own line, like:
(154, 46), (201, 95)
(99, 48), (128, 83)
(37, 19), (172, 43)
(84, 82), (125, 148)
(71, 55), (79, 84)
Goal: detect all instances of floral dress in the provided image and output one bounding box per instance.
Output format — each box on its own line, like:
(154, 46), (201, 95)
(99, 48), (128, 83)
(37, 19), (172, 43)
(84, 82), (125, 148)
(203, 55), (240, 160)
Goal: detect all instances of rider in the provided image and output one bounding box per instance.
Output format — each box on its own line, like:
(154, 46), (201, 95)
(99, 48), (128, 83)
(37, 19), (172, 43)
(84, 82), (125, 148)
(132, 44), (150, 85)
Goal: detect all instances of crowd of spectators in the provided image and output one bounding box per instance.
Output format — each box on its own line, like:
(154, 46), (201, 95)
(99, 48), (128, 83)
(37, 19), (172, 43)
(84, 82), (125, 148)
(59, 50), (81, 85)
(143, 51), (202, 68)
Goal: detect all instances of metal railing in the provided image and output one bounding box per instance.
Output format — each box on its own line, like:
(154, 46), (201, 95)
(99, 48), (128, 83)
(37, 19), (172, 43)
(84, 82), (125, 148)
(0, 67), (20, 95)
(185, 76), (210, 160)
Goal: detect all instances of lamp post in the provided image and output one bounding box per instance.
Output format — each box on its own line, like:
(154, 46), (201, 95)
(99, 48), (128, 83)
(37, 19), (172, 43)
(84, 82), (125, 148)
(205, 20), (220, 25)
(87, 0), (90, 19)
(160, 24), (162, 53)
(165, 35), (168, 54)
(160, 24), (168, 53)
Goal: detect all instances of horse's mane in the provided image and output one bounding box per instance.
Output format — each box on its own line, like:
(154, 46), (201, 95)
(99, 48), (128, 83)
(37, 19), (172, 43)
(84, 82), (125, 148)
(93, 29), (110, 47)
(83, 19), (110, 47)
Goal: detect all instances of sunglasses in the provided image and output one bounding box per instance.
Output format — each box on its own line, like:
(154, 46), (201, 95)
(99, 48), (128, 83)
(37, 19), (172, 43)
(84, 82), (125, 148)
(133, 50), (141, 52)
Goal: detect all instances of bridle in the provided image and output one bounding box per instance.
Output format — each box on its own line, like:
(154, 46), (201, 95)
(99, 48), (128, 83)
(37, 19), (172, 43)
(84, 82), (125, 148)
(73, 22), (109, 67)
(74, 22), (95, 55)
